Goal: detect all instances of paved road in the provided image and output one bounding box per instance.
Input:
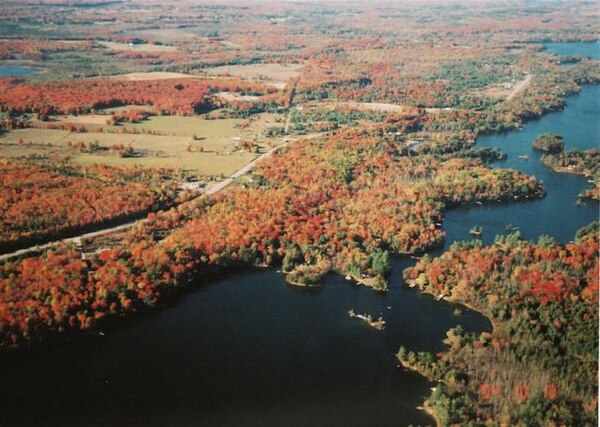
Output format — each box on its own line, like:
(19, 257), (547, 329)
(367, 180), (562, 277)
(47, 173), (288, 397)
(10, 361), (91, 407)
(0, 141), (291, 262)
(205, 141), (288, 195)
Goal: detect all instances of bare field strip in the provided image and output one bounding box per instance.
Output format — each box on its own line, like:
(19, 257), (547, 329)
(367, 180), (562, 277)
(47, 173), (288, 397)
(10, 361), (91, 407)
(103, 116), (245, 137)
(37, 113), (285, 138)
(203, 63), (303, 83)
(216, 92), (261, 102)
(71, 152), (257, 177)
(312, 101), (406, 113)
(97, 41), (179, 52)
(113, 72), (202, 81)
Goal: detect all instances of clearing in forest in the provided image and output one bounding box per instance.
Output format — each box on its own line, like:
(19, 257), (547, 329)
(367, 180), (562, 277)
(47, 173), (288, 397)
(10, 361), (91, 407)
(0, 113), (286, 176)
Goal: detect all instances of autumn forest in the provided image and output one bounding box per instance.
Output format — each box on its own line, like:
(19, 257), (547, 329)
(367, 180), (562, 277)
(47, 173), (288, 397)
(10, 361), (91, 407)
(0, 1), (598, 426)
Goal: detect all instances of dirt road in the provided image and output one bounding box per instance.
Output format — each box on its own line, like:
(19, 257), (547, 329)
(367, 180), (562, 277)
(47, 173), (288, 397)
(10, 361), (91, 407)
(505, 73), (532, 102)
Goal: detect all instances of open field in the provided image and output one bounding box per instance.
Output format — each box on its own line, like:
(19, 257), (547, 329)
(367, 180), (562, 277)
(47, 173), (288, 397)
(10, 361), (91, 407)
(104, 115), (245, 137)
(0, 130), (256, 177)
(70, 152), (256, 177)
(1, 113), (286, 176)
(113, 72), (202, 81)
(471, 74), (533, 101)
(204, 63), (303, 84)
(34, 112), (285, 138)
(216, 91), (261, 102)
(110, 72), (287, 90)
(310, 101), (407, 113)
(102, 105), (155, 114)
(130, 28), (209, 43)
(97, 41), (179, 53)
(302, 101), (452, 116)
(0, 152), (256, 182)
(474, 84), (514, 99)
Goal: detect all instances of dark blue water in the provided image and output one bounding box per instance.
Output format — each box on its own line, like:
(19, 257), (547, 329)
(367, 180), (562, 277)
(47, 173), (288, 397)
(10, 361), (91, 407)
(0, 65), (43, 76)
(0, 265), (485, 427)
(0, 42), (597, 427)
(443, 83), (599, 247)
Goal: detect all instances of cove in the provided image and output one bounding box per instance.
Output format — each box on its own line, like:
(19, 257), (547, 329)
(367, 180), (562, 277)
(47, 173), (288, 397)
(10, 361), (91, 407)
(0, 42), (597, 427)
(0, 264), (488, 427)
(442, 82), (599, 247)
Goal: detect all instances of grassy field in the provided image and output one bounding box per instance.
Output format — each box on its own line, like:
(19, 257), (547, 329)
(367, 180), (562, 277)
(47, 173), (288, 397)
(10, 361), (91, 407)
(113, 72), (201, 81)
(34, 115), (246, 138)
(70, 152), (255, 177)
(104, 116), (245, 137)
(471, 82), (515, 100)
(36, 112), (285, 137)
(1, 113), (286, 177)
(130, 28), (210, 43)
(204, 63), (303, 85)
(97, 41), (179, 52)
(102, 105), (155, 114)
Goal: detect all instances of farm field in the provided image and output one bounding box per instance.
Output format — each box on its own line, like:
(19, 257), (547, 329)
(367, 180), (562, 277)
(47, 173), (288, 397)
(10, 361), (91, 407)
(204, 63), (304, 86)
(1, 113), (285, 176)
(70, 151), (256, 177)
(104, 115), (246, 137)
(97, 41), (179, 53)
(129, 28), (204, 42)
(113, 72), (201, 81)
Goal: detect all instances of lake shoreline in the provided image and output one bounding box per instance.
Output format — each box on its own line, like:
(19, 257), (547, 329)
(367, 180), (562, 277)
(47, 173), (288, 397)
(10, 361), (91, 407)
(402, 45), (600, 421)
(0, 64), (45, 77)
(0, 34), (598, 426)
(397, 357), (442, 427)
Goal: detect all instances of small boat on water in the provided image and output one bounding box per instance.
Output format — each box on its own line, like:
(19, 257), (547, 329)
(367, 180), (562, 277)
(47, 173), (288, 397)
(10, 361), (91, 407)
(506, 223), (519, 231)
(469, 225), (483, 237)
(518, 154), (529, 160)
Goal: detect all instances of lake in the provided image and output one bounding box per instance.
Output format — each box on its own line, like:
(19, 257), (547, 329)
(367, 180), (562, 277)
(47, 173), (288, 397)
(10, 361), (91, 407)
(0, 42), (597, 427)
(0, 266), (488, 427)
(443, 82), (599, 248)
(543, 40), (600, 60)
(0, 65), (43, 77)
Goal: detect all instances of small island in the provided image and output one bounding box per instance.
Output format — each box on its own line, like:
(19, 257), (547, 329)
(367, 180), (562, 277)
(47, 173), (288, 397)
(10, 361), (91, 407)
(532, 132), (565, 153)
(348, 309), (386, 330)
(469, 225), (483, 237)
